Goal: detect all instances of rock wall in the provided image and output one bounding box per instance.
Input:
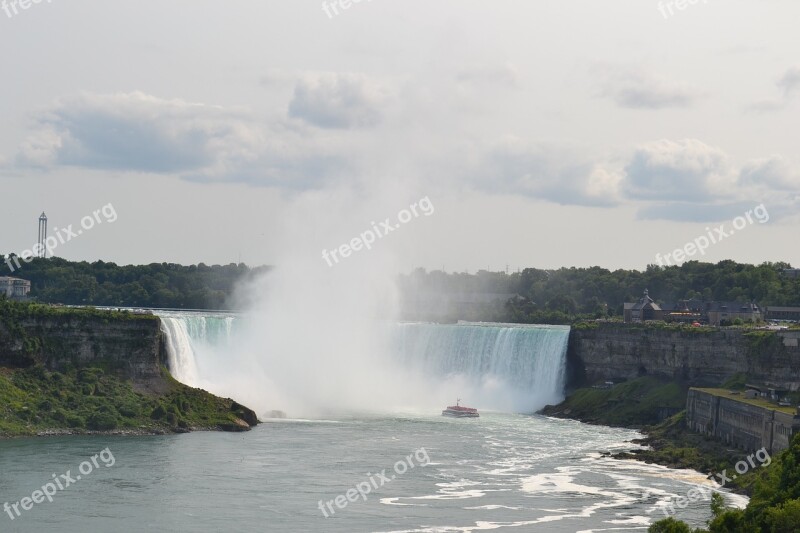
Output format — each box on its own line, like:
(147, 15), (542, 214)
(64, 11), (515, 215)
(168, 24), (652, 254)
(567, 323), (800, 390)
(0, 313), (165, 383)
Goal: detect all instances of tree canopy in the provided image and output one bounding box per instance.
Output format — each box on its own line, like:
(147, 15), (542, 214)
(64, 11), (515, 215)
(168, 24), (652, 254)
(3, 256), (270, 309)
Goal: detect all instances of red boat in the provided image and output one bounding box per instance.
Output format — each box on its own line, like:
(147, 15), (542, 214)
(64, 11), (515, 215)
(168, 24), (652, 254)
(442, 399), (479, 418)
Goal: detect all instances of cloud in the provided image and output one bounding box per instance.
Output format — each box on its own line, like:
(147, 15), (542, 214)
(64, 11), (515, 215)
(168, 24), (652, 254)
(748, 66), (800, 112)
(288, 73), (387, 129)
(455, 63), (520, 88)
(624, 141), (799, 222)
(12, 91), (352, 187)
(623, 139), (734, 202)
(636, 201), (760, 223)
(740, 155), (800, 191)
(597, 67), (699, 109)
(471, 137), (621, 207)
(777, 66), (800, 97)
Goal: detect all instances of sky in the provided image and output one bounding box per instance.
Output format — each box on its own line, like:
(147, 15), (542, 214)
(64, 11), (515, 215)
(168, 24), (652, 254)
(1, 0), (798, 273)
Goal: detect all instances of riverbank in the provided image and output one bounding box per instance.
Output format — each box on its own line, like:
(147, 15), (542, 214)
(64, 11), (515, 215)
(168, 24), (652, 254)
(539, 377), (767, 495)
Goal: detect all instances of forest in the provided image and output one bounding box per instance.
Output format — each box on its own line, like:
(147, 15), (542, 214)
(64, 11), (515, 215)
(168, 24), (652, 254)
(3, 255), (270, 309)
(397, 260), (800, 323)
(5, 256), (799, 317)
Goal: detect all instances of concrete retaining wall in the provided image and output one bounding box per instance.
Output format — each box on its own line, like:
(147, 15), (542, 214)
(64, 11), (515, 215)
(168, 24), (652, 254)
(686, 388), (800, 454)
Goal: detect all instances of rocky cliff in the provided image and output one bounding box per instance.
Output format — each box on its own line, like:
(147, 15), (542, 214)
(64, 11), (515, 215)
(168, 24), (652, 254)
(0, 310), (165, 384)
(0, 304), (258, 436)
(567, 323), (800, 390)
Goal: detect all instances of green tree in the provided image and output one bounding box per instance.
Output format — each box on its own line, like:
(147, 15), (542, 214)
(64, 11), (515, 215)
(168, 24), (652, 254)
(648, 517), (692, 533)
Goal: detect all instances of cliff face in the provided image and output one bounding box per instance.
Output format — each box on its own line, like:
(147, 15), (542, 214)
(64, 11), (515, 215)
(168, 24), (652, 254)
(0, 313), (165, 383)
(568, 323), (800, 390)
(0, 309), (261, 436)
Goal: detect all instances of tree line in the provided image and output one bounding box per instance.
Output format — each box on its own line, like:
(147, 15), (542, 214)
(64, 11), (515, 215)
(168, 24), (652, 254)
(3, 256), (270, 309)
(5, 257), (798, 316)
(398, 260), (800, 324)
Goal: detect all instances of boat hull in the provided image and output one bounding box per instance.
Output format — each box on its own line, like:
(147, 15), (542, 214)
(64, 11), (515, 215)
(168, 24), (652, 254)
(442, 409), (480, 418)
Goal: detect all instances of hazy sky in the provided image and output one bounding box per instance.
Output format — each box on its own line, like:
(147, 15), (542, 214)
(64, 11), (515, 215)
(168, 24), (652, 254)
(1, 0), (798, 272)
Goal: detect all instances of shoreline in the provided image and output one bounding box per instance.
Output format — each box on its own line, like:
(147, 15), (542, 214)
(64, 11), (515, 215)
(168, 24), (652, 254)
(539, 387), (761, 497)
(1, 423), (257, 441)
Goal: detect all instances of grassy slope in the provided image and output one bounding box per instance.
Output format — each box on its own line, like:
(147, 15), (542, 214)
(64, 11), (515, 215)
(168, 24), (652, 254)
(541, 376), (687, 427)
(0, 365), (256, 437)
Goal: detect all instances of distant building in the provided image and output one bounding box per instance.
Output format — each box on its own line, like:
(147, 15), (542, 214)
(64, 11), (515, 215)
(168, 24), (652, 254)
(624, 291), (762, 325)
(661, 299), (704, 323)
(624, 289), (662, 323)
(0, 276), (31, 300)
(706, 301), (761, 326)
(765, 306), (800, 323)
(782, 269), (800, 279)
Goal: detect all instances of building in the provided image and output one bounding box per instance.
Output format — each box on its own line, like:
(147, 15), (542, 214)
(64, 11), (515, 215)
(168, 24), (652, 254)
(765, 306), (800, 323)
(660, 299), (705, 324)
(623, 289), (663, 323)
(624, 291), (763, 325)
(0, 276), (31, 300)
(706, 301), (762, 326)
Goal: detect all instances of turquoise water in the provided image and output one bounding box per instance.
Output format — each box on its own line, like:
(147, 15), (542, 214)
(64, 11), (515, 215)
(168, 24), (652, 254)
(0, 413), (735, 532)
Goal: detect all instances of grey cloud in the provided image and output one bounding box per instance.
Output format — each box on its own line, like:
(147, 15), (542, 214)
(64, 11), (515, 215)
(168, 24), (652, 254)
(748, 66), (800, 113)
(288, 73), (387, 129)
(13, 92), (351, 187)
(636, 202), (759, 223)
(472, 138), (620, 207)
(455, 63), (520, 88)
(740, 156), (800, 191)
(598, 67), (698, 109)
(623, 139), (733, 202)
(778, 66), (800, 97)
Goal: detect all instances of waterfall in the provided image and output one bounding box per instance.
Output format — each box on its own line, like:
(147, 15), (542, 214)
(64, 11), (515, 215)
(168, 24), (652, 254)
(157, 311), (570, 414)
(157, 311), (238, 386)
(392, 322), (570, 412)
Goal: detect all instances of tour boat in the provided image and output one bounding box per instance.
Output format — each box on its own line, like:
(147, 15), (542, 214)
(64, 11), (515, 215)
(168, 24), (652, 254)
(442, 399), (479, 418)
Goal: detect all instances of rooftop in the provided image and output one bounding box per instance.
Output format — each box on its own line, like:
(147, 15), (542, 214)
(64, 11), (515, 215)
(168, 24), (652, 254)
(692, 387), (797, 415)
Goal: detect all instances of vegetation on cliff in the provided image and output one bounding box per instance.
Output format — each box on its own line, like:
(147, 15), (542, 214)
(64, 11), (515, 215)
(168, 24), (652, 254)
(649, 434), (800, 532)
(540, 376), (687, 427)
(540, 378), (763, 495)
(543, 371), (800, 531)
(0, 298), (259, 437)
(0, 297), (161, 370)
(0, 365), (257, 437)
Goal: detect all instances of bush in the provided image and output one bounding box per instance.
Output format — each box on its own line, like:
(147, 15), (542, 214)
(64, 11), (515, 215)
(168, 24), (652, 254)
(648, 517), (691, 532)
(118, 404), (139, 418)
(65, 414), (86, 428)
(87, 410), (118, 431)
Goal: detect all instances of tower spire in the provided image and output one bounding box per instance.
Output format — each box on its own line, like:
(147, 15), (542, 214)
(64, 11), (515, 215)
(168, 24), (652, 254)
(38, 212), (48, 258)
